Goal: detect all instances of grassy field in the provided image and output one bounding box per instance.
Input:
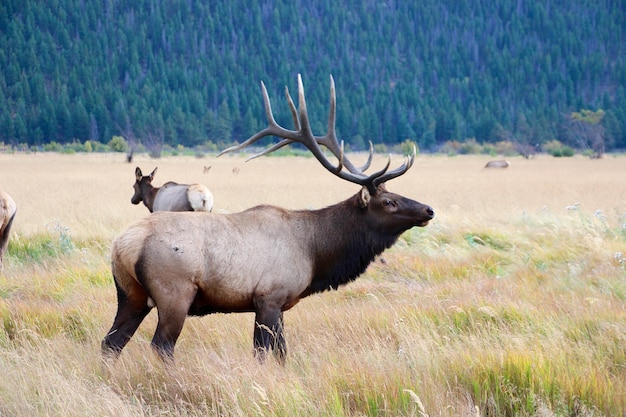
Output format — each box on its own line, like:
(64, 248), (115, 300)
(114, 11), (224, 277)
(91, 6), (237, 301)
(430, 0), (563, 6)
(0, 152), (624, 416)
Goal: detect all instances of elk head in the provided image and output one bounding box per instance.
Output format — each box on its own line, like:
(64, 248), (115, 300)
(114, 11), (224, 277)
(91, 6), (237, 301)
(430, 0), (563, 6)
(131, 167), (157, 206)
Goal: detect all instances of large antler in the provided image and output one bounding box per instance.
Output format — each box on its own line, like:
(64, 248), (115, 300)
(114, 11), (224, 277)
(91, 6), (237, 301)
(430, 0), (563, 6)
(218, 74), (415, 191)
(241, 80), (374, 174)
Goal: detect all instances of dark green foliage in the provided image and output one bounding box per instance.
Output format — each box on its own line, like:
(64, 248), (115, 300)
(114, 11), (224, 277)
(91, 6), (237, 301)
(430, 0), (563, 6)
(543, 140), (576, 157)
(1, 0), (624, 152)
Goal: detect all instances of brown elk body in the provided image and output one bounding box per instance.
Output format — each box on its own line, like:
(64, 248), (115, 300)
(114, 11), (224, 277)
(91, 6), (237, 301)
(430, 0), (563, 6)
(103, 75), (434, 364)
(131, 167), (214, 213)
(0, 190), (17, 271)
(484, 160), (510, 168)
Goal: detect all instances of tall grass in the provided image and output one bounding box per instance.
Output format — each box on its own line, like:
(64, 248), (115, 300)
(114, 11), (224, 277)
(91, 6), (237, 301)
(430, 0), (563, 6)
(0, 153), (624, 416)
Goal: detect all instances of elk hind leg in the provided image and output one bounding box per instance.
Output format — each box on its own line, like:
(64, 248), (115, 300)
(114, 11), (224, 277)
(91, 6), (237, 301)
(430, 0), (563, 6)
(102, 279), (152, 359)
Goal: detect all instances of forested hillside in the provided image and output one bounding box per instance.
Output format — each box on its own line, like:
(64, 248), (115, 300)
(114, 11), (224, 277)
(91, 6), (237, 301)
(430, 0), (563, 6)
(1, 0), (624, 152)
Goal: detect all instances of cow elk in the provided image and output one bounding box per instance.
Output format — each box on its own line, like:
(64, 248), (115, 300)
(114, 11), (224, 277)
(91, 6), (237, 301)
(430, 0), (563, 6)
(0, 190), (16, 271)
(102, 75), (434, 364)
(131, 167), (214, 213)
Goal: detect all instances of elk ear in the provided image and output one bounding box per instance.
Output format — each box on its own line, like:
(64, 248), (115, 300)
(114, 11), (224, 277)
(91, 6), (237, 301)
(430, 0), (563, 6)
(149, 167), (158, 180)
(359, 187), (371, 208)
(135, 167), (142, 181)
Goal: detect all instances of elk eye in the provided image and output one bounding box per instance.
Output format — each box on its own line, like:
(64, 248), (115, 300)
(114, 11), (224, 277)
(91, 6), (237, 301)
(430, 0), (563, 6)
(383, 199), (393, 207)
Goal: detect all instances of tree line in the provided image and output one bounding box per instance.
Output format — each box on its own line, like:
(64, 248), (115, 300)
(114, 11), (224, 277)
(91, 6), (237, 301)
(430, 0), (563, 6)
(1, 0), (624, 154)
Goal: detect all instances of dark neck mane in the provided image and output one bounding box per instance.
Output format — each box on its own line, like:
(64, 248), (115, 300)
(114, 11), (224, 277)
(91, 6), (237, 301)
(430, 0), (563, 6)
(141, 183), (160, 212)
(304, 194), (400, 296)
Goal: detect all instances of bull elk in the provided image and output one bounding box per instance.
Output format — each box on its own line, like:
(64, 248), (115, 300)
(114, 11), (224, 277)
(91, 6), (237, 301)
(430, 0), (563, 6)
(102, 75), (434, 364)
(0, 190), (16, 271)
(131, 167), (214, 213)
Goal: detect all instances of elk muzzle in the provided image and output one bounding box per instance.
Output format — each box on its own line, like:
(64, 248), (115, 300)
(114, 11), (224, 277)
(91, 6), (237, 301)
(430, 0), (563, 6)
(415, 203), (434, 227)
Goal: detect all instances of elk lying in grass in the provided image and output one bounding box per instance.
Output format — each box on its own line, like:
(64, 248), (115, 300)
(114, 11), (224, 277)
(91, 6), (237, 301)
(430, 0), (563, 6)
(484, 160), (510, 168)
(131, 167), (214, 213)
(102, 75), (434, 364)
(0, 190), (16, 271)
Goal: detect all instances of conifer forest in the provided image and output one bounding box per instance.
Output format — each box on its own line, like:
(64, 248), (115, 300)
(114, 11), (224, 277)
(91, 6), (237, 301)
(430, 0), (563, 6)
(1, 0), (624, 153)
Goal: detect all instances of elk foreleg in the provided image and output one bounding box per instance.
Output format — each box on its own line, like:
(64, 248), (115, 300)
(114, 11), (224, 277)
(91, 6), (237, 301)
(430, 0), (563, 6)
(253, 308), (286, 365)
(0, 210), (16, 269)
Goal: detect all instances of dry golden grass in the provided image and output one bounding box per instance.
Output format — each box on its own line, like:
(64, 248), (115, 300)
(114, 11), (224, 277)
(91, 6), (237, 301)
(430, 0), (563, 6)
(0, 152), (625, 416)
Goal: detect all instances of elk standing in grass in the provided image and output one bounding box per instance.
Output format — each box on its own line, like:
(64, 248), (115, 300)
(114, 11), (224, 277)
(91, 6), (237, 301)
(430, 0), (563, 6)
(131, 167), (214, 213)
(102, 75), (434, 364)
(0, 190), (16, 271)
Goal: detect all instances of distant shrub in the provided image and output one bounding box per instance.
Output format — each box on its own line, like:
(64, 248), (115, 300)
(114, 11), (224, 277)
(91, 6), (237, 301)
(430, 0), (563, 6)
(90, 140), (108, 152)
(481, 143), (498, 156)
(202, 141), (219, 153)
(494, 141), (517, 156)
(441, 139), (482, 155)
(43, 141), (62, 152)
(555, 146), (575, 157)
(543, 140), (575, 157)
(65, 140), (86, 153)
(458, 138), (481, 154)
(440, 140), (462, 155)
(61, 147), (76, 154)
(394, 139), (419, 155)
(108, 135), (129, 152)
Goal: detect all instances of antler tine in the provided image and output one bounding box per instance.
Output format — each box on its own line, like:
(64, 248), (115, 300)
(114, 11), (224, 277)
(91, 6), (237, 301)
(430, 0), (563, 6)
(312, 76), (343, 164)
(244, 138), (294, 161)
(372, 145), (417, 188)
(217, 129), (273, 157)
(242, 84), (302, 161)
(328, 75), (336, 136)
(217, 81), (286, 157)
(285, 85), (300, 130)
(313, 76), (373, 174)
(358, 141), (374, 172)
(294, 74), (345, 174)
(296, 75), (314, 138)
